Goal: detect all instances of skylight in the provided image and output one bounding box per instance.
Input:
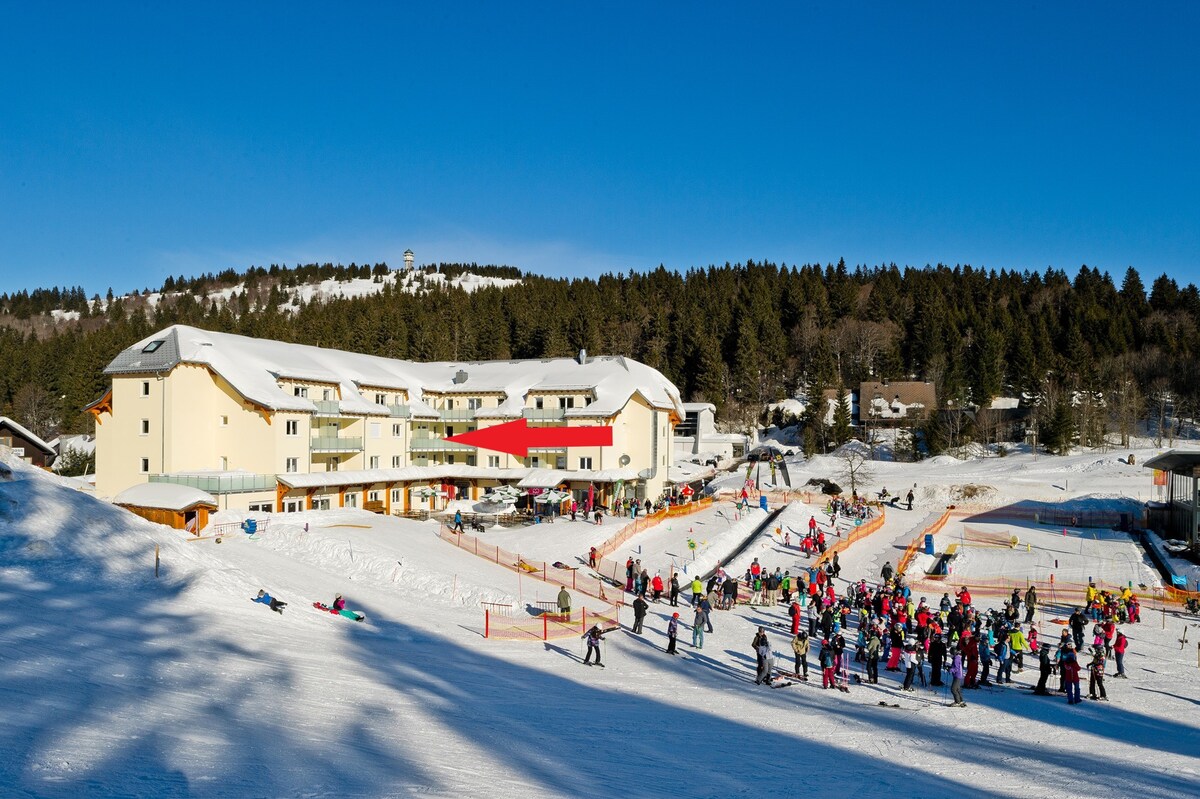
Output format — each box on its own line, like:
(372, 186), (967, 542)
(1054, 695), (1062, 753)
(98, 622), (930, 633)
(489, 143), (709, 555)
(142, 340), (165, 353)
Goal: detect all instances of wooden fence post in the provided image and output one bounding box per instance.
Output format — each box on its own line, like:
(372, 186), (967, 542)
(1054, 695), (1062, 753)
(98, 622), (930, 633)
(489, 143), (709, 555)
(155, 544), (159, 578)
(543, 613), (548, 641)
(485, 609), (490, 639)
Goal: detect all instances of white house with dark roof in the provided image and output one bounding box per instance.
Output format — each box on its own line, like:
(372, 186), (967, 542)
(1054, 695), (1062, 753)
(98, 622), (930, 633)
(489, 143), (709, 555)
(92, 325), (682, 514)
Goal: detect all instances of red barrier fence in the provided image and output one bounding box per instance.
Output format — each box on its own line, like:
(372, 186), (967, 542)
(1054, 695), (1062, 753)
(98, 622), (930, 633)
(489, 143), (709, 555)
(484, 604), (622, 641)
(437, 525), (619, 603)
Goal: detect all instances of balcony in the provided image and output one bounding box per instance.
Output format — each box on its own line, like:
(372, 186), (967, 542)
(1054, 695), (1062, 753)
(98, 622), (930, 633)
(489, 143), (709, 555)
(312, 400), (342, 417)
(439, 408), (477, 422)
(522, 408), (566, 422)
(409, 433), (474, 452)
(150, 473), (276, 494)
(388, 404), (411, 418)
(310, 435), (364, 453)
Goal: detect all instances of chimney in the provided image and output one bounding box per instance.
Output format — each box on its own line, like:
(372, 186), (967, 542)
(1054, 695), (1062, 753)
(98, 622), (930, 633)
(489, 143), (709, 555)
(578, 348), (587, 364)
(453, 369), (468, 385)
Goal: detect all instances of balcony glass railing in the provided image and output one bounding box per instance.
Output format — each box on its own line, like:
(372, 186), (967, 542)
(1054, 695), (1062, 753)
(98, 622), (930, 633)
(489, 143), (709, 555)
(150, 473), (276, 493)
(522, 408), (567, 421)
(312, 400), (342, 416)
(409, 437), (475, 451)
(388, 404), (411, 418)
(439, 408), (477, 421)
(310, 435), (364, 452)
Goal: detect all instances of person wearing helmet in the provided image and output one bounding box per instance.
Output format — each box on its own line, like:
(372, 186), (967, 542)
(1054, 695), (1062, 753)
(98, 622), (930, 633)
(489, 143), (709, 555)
(666, 612), (680, 655)
(252, 589), (287, 614)
(1062, 640), (1082, 704)
(332, 594), (346, 612)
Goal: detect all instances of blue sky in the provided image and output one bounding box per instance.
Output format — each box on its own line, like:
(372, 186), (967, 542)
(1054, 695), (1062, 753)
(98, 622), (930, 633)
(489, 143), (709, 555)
(1, 2), (1197, 295)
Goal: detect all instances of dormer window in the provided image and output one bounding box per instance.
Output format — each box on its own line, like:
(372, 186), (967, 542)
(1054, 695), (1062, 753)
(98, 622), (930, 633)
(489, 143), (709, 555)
(294, 386), (308, 399)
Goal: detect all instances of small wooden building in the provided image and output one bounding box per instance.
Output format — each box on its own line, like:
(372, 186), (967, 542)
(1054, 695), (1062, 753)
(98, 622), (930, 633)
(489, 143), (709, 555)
(114, 483), (218, 532)
(0, 416), (57, 468)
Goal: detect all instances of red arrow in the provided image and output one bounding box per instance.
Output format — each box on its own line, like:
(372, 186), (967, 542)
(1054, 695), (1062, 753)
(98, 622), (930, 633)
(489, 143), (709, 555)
(444, 418), (612, 458)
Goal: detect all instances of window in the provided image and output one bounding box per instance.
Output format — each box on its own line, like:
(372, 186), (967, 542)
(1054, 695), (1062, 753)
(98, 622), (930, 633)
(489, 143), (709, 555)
(328, 457), (339, 472)
(220, 415), (229, 427)
(286, 457), (298, 473)
(392, 423), (402, 437)
(467, 455), (476, 466)
(248, 503), (271, 512)
(285, 420), (299, 436)
(555, 456), (566, 469)
(488, 455), (500, 468)
(391, 489), (401, 503)
(294, 386), (308, 398)
(322, 388), (332, 401)
(468, 398), (482, 410)
(579, 457), (593, 470)
(219, 456), (228, 470)
(446, 426), (454, 437)
(368, 491), (380, 502)
(344, 492), (357, 508)
(140, 419), (150, 436)
(142, 340), (164, 353)
(446, 398), (454, 410)
(535, 397), (544, 410)
(375, 393), (386, 405)
(530, 456), (540, 468)
(141, 381), (150, 397)
(369, 422), (381, 439)
(140, 457), (150, 473)
(392, 455), (401, 468)
(369, 456), (379, 469)
(447, 455), (455, 465)
(558, 397), (567, 409)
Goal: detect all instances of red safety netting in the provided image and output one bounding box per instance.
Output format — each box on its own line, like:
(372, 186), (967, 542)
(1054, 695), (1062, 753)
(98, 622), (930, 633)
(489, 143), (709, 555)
(484, 604), (622, 641)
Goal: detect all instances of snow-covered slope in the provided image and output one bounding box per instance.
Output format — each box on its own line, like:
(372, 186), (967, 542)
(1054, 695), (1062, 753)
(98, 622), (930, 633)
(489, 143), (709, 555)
(1, 450), (1198, 798)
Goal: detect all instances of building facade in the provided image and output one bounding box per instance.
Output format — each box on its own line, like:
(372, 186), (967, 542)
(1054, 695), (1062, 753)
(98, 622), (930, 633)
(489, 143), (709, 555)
(91, 326), (681, 513)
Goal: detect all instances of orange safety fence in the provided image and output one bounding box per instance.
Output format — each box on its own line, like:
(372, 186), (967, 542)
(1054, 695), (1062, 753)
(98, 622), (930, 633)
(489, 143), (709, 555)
(896, 509), (952, 577)
(905, 574), (1167, 606)
(484, 604), (622, 641)
(814, 508), (887, 568)
(436, 525), (621, 604)
(594, 497), (720, 559)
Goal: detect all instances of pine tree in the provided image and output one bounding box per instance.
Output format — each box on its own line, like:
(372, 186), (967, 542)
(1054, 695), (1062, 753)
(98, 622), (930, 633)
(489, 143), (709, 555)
(831, 385), (852, 446)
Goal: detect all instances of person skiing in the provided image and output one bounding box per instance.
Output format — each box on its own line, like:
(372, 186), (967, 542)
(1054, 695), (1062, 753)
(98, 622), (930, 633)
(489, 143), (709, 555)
(1088, 646), (1108, 700)
(900, 640), (917, 692)
(253, 589), (287, 614)
(881, 561), (894, 582)
(820, 639), (836, 688)
(906, 488), (914, 511)
(332, 593), (346, 612)
(755, 639), (775, 685)
(581, 625), (606, 666)
(928, 633), (946, 686)
(1033, 636), (1054, 695)
(632, 595), (648, 634)
(557, 586), (571, 615)
(865, 628), (881, 684)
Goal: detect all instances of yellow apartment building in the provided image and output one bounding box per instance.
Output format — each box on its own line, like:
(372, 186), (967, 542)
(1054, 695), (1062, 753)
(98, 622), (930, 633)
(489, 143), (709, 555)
(90, 326), (681, 514)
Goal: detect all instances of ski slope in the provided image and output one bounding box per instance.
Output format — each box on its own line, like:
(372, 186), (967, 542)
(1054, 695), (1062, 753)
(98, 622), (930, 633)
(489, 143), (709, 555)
(1, 447), (1199, 798)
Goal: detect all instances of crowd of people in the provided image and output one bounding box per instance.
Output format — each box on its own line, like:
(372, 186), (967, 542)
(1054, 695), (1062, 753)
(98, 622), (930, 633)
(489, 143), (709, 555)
(613, 525), (1141, 707)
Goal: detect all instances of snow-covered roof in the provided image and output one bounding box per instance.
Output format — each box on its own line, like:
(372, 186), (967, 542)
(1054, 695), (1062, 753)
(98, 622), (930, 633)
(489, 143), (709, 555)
(113, 483), (217, 511)
(0, 417), (56, 455)
(105, 326), (683, 420)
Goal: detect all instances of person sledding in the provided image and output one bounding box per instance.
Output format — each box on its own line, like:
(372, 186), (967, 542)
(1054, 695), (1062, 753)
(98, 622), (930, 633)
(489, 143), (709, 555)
(253, 589), (287, 614)
(332, 593), (346, 612)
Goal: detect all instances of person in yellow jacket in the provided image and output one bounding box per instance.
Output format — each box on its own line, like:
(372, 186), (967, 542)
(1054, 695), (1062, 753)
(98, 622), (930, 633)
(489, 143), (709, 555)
(691, 577), (703, 607)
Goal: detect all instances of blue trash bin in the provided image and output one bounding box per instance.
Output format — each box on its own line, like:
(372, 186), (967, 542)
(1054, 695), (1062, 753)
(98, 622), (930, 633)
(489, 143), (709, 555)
(759, 495), (768, 512)
(243, 519), (258, 535)
(924, 533), (934, 555)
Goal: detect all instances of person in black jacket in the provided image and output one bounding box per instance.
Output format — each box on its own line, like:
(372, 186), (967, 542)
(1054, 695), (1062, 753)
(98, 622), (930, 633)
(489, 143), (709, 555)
(669, 574), (680, 607)
(752, 626), (769, 676)
(631, 595), (648, 634)
(928, 634), (946, 686)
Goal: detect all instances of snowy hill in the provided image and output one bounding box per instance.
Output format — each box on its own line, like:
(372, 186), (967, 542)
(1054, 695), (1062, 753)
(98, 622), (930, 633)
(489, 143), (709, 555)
(2, 450), (1199, 798)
